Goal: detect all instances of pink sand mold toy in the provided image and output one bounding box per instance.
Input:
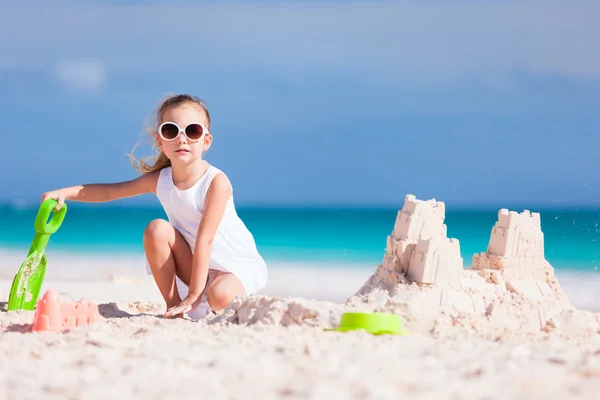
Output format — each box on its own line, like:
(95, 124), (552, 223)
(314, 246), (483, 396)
(32, 289), (100, 332)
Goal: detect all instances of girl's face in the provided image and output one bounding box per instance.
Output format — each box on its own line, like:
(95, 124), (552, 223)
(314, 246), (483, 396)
(156, 103), (212, 165)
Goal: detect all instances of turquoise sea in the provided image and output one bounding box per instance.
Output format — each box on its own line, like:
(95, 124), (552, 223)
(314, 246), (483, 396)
(1, 203), (599, 273)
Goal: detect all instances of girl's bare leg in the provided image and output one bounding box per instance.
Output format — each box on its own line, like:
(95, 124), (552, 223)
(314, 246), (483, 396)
(143, 219), (194, 317)
(206, 271), (246, 311)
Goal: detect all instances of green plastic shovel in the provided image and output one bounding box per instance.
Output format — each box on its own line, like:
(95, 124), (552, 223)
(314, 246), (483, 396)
(7, 198), (67, 311)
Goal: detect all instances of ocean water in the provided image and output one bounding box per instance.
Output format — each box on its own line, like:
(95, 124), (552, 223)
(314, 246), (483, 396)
(1, 203), (599, 274)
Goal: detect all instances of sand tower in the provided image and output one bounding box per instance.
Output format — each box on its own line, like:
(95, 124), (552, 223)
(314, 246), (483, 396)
(472, 208), (548, 281)
(382, 194), (463, 285)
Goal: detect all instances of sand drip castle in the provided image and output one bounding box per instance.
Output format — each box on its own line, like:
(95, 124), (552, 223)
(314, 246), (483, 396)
(210, 194), (599, 337)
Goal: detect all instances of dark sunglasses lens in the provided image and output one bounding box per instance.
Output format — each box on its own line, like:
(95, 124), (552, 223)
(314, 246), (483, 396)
(185, 124), (204, 140)
(161, 123), (179, 140)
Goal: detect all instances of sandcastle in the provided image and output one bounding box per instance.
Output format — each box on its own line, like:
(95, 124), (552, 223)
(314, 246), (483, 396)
(32, 290), (100, 332)
(350, 194), (599, 336)
(356, 194), (561, 294)
(379, 195), (554, 294)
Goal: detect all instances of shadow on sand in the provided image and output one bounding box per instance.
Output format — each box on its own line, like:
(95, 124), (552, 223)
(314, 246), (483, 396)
(0, 301), (164, 333)
(98, 302), (163, 319)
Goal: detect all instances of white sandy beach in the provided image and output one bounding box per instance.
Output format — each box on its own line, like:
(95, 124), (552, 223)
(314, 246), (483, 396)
(2, 196), (600, 400)
(1, 259), (600, 399)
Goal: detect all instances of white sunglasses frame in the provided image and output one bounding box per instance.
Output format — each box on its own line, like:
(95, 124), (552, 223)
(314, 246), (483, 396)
(157, 121), (209, 142)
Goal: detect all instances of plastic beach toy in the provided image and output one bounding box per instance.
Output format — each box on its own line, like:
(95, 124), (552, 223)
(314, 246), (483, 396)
(325, 312), (408, 335)
(32, 290), (99, 332)
(7, 199), (67, 311)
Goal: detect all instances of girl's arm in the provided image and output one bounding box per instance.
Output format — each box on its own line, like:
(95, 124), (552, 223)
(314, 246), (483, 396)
(164, 173), (231, 317)
(41, 171), (160, 209)
(188, 173), (232, 298)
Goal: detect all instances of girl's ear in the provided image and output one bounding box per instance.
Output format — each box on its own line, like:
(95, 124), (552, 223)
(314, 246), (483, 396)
(155, 135), (163, 151)
(203, 133), (213, 151)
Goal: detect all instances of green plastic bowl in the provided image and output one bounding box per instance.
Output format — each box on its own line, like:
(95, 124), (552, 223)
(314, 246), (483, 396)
(325, 312), (408, 335)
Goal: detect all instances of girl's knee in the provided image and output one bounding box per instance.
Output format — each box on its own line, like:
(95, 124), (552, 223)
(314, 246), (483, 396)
(143, 219), (172, 243)
(207, 285), (238, 310)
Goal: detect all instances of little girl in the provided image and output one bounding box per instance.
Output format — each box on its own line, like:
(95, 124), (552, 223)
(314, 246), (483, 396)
(41, 94), (268, 320)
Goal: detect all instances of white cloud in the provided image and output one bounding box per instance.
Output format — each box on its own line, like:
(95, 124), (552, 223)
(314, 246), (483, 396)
(54, 59), (107, 91)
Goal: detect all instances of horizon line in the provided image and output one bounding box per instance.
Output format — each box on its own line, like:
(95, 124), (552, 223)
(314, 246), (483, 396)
(1, 200), (598, 212)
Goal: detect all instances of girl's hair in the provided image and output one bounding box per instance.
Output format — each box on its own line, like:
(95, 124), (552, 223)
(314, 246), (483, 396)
(129, 93), (211, 174)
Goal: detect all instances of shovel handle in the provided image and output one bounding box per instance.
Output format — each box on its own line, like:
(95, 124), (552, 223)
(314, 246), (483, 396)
(34, 198), (67, 234)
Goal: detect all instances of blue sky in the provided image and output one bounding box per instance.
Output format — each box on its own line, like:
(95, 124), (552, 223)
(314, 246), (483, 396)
(1, 0), (599, 208)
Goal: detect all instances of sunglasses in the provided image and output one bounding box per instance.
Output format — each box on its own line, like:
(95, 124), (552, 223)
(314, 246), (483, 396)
(157, 121), (209, 142)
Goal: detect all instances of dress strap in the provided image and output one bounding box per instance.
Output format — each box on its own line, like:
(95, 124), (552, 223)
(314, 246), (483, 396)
(199, 166), (232, 198)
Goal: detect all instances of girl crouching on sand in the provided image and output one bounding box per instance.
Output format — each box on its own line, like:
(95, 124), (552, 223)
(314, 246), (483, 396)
(41, 94), (268, 319)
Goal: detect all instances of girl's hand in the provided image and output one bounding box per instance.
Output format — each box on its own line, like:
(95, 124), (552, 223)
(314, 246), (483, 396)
(164, 292), (205, 318)
(41, 190), (68, 210)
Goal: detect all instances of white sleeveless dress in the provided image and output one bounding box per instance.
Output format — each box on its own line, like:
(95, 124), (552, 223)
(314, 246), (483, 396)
(145, 163), (268, 319)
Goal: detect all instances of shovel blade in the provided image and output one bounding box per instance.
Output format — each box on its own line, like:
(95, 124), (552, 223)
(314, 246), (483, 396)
(7, 250), (47, 311)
